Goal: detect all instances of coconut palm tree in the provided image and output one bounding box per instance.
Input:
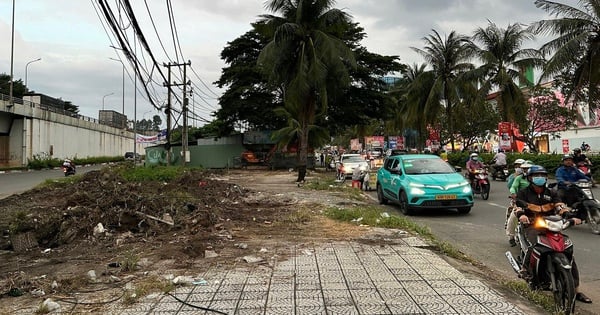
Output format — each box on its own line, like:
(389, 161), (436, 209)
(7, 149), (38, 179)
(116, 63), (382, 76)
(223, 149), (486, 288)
(530, 0), (600, 107)
(256, 0), (355, 182)
(411, 30), (473, 151)
(469, 21), (544, 128)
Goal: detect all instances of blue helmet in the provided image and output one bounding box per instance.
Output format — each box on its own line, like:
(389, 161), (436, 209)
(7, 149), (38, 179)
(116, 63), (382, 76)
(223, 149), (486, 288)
(527, 165), (547, 176)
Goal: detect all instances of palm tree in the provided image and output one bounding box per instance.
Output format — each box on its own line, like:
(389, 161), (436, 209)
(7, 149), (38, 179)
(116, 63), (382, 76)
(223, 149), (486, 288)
(389, 63), (433, 150)
(469, 21), (544, 128)
(530, 0), (600, 107)
(256, 0), (355, 182)
(411, 30), (473, 151)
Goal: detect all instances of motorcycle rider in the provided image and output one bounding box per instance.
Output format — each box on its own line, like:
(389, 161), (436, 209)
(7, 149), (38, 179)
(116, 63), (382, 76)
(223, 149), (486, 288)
(573, 147), (592, 166)
(506, 161), (533, 246)
(490, 149), (507, 179)
(556, 154), (590, 207)
(466, 153), (485, 189)
(507, 158), (525, 189)
(515, 165), (591, 304)
(62, 159), (75, 171)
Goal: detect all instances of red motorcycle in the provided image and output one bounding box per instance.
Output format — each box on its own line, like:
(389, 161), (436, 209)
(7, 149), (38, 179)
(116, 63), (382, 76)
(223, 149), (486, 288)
(469, 167), (490, 200)
(576, 161), (592, 177)
(505, 202), (576, 314)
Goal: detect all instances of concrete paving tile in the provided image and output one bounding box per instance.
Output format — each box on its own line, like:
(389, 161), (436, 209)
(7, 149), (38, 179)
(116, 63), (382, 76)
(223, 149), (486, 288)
(295, 282), (322, 290)
(411, 295), (456, 313)
(264, 307), (295, 315)
(295, 297), (326, 307)
(325, 305), (360, 314)
(237, 299), (267, 309)
(228, 308), (265, 315)
(356, 303), (392, 314)
(295, 305), (327, 314)
(265, 297), (293, 308)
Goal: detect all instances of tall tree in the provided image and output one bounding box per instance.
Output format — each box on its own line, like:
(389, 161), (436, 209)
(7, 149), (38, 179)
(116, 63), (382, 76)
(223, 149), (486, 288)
(256, 0), (355, 182)
(469, 21), (544, 128)
(518, 85), (576, 153)
(530, 0), (600, 108)
(214, 30), (285, 135)
(411, 30), (473, 151)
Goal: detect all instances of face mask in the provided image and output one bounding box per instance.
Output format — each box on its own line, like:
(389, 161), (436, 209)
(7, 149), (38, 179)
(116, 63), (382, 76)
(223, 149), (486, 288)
(515, 167), (522, 174)
(532, 176), (547, 186)
(472, 157), (478, 161)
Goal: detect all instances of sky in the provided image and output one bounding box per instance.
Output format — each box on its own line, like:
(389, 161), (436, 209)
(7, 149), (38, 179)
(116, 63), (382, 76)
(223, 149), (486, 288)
(0, 0), (578, 128)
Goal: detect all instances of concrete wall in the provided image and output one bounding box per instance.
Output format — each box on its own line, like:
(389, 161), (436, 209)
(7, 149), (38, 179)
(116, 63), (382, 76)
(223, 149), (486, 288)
(548, 127), (600, 154)
(1, 96), (141, 167)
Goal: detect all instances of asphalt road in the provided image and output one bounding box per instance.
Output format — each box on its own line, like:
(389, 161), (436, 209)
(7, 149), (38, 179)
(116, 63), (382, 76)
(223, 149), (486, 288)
(0, 164), (105, 200)
(371, 179), (600, 315)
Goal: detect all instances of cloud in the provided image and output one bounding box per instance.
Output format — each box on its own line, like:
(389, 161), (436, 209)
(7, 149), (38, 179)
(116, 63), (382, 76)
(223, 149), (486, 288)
(0, 0), (581, 122)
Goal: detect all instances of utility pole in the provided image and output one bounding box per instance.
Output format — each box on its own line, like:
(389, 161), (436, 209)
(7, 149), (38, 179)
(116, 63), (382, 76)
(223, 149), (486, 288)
(163, 61), (191, 166)
(163, 63), (173, 165)
(182, 60), (191, 167)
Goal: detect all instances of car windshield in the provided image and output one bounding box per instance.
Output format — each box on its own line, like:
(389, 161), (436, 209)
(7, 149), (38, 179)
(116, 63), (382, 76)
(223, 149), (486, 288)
(402, 158), (454, 175)
(343, 156), (364, 163)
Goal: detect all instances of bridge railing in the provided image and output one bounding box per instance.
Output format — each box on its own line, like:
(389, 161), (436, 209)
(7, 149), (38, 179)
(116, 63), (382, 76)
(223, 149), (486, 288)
(0, 93), (100, 124)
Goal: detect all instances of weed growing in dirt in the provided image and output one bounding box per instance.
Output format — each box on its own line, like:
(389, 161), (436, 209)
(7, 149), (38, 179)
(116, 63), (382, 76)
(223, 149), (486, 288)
(323, 205), (474, 262)
(122, 275), (173, 305)
(34, 304), (49, 314)
(323, 205), (428, 231)
(38, 174), (81, 188)
(120, 251), (140, 272)
(504, 280), (557, 314)
(117, 165), (190, 182)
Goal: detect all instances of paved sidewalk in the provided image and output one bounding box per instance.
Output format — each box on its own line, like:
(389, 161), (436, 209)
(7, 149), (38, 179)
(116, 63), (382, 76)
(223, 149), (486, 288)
(109, 235), (533, 315)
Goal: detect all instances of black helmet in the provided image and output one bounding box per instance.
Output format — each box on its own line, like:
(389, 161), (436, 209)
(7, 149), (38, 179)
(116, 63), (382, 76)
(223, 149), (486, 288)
(527, 165), (547, 176)
(574, 148), (581, 153)
(562, 154), (574, 161)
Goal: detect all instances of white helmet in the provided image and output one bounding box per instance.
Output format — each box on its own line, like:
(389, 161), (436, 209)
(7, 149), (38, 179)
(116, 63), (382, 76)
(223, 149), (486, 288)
(470, 153), (479, 158)
(65, 159), (71, 163)
(514, 158), (525, 165)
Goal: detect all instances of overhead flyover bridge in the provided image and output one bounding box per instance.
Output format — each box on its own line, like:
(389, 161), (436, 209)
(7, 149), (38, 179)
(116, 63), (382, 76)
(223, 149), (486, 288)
(0, 93), (136, 168)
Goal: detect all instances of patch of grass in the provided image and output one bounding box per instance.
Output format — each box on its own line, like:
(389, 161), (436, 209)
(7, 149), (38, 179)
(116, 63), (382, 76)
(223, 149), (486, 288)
(322, 205), (474, 262)
(122, 275), (174, 305)
(37, 174), (82, 188)
(281, 206), (316, 225)
(117, 165), (191, 182)
(120, 251), (140, 272)
(34, 304), (49, 314)
(58, 275), (89, 292)
(504, 280), (559, 314)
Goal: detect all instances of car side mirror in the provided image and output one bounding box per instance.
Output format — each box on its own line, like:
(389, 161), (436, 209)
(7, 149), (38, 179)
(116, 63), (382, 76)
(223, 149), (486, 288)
(454, 166), (462, 173)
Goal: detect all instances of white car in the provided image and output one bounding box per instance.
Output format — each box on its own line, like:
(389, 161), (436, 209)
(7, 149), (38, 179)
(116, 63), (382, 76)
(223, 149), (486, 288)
(337, 154), (370, 177)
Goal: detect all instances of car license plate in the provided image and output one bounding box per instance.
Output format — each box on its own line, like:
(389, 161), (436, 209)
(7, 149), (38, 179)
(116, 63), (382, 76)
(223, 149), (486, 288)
(436, 194), (456, 200)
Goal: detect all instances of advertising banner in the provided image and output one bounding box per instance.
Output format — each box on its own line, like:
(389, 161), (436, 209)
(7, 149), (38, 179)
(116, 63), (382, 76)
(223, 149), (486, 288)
(350, 138), (361, 151)
(562, 139), (570, 154)
(498, 122), (512, 151)
(388, 136), (397, 149)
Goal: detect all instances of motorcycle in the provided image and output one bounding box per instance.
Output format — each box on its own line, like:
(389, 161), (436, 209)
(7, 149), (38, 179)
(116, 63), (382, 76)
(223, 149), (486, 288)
(490, 163), (509, 181)
(564, 179), (600, 235)
(505, 202), (576, 314)
(576, 162), (594, 184)
(62, 165), (76, 177)
(469, 167), (490, 200)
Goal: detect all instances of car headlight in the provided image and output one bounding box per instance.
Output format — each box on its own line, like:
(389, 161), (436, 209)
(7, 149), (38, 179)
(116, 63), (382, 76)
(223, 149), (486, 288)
(410, 187), (426, 195)
(462, 186), (472, 194)
(408, 182), (425, 188)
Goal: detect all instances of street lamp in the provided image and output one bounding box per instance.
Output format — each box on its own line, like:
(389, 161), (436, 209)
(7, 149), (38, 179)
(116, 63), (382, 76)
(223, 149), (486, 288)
(102, 92), (114, 111)
(109, 57), (125, 125)
(25, 57), (41, 87)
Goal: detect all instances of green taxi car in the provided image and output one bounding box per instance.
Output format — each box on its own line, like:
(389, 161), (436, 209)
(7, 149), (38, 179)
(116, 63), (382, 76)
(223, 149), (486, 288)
(376, 154), (473, 215)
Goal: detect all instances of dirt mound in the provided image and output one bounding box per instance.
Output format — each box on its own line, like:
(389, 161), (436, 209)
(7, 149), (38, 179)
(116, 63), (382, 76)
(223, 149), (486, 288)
(0, 167), (369, 304)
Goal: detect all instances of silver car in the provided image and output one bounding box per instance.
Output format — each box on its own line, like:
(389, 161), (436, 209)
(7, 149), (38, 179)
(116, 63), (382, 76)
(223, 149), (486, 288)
(338, 154), (370, 177)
